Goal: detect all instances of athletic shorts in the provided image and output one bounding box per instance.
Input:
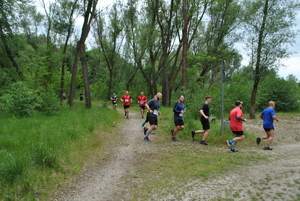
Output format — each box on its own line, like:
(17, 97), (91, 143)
(232, 131), (244, 135)
(201, 119), (210, 130)
(140, 106), (145, 110)
(147, 113), (158, 126)
(112, 101), (117, 104)
(174, 119), (184, 126)
(124, 105), (130, 109)
(264, 127), (274, 132)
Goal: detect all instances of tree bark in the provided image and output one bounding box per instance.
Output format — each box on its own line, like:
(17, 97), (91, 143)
(250, 0), (268, 119)
(182, 0), (188, 90)
(68, 0), (97, 107)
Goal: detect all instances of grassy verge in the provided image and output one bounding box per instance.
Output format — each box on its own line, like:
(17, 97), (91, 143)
(0, 101), (123, 200)
(129, 106), (266, 200)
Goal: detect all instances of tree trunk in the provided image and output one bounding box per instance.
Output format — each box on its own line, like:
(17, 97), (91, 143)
(68, 0), (97, 107)
(182, 0), (188, 90)
(60, 0), (78, 104)
(250, 0), (269, 119)
(0, 28), (23, 78)
(80, 47), (91, 108)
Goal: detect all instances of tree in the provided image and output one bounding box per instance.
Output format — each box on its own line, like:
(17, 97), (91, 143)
(52, 0), (79, 102)
(94, 3), (124, 99)
(242, 0), (300, 118)
(0, 0), (29, 79)
(68, 0), (98, 108)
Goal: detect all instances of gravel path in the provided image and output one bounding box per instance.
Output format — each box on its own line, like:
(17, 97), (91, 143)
(53, 110), (151, 201)
(53, 112), (300, 200)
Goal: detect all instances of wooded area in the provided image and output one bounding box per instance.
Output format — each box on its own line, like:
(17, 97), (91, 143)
(0, 0), (300, 117)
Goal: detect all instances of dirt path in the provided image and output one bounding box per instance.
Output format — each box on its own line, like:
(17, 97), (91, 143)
(162, 118), (300, 201)
(53, 110), (150, 201)
(53, 112), (300, 200)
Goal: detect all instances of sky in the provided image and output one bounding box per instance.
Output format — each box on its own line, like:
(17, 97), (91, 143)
(37, 0), (300, 80)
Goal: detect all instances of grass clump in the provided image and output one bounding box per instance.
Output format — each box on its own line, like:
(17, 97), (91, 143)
(0, 101), (122, 200)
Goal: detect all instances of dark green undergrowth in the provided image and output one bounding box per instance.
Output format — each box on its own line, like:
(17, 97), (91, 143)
(0, 101), (123, 200)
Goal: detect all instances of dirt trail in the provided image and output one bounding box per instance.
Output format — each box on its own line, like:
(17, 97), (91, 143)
(53, 111), (300, 200)
(53, 110), (150, 201)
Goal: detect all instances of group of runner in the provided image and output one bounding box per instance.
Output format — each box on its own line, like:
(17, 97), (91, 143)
(111, 91), (279, 152)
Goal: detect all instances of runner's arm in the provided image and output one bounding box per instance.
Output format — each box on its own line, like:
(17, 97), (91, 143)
(199, 109), (209, 119)
(237, 116), (246, 121)
(272, 115), (279, 122)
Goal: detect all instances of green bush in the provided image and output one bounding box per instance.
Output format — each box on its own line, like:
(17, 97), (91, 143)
(33, 88), (59, 116)
(257, 77), (300, 111)
(0, 82), (34, 117)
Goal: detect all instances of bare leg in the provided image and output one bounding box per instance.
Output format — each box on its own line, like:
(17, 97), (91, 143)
(126, 108), (130, 118)
(232, 134), (245, 146)
(263, 130), (274, 146)
(201, 129), (210, 141)
(173, 125), (184, 138)
(145, 125), (157, 138)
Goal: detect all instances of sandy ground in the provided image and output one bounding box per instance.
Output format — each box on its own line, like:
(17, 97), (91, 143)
(52, 111), (300, 201)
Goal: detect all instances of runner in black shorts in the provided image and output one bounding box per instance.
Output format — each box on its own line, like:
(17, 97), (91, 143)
(143, 93), (162, 142)
(171, 95), (186, 141)
(226, 101), (246, 152)
(111, 93), (118, 110)
(256, 101), (279, 150)
(191, 96), (212, 145)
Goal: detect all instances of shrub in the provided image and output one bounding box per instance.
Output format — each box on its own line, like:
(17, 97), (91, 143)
(0, 82), (34, 117)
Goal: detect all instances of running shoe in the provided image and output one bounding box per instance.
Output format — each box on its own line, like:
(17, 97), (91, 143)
(124, 112), (126, 116)
(230, 149), (238, 152)
(150, 131), (155, 134)
(200, 141), (208, 145)
(142, 116), (144, 119)
(191, 131), (195, 139)
(141, 122), (145, 127)
(256, 137), (261, 145)
(263, 146), (273, 150)
(144, 137), (151, 142)
(171, 129), (174, 136)
(172, 138), (178, 142)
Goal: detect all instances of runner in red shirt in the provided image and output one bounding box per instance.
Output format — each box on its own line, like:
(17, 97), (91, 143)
(226, 101), (246, 152)
(121, 91), (132, 119)
(137, 92), (148, 119)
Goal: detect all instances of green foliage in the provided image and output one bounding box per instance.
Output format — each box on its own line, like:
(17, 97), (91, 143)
(90, 79), (108, 100)
(34, 88), (59, 116)
(257, 77), (300, 111)
(0, 82), (34, 117)
(0, 153), (25, 184)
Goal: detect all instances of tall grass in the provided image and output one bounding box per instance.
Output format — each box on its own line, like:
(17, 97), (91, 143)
(0, 101), (122, 200)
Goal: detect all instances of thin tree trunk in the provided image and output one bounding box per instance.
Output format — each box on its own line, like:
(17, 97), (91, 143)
(80, 47), (91, 108)
(68, 0), (97, 107)
(250, 0), (268, 119)
(182, 0), (188, 90)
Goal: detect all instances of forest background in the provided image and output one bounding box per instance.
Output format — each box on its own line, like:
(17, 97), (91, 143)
(1, 0), (300, 199)
(1, 0), (300, 117)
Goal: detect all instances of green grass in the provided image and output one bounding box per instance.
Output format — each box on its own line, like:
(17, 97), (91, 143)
(0, 102), (273, 200)
(0, 101), (123, 200)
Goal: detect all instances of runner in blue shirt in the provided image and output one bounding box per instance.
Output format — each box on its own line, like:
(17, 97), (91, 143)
(256, 101), (279, 150)
(171, 95), (186, 141)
